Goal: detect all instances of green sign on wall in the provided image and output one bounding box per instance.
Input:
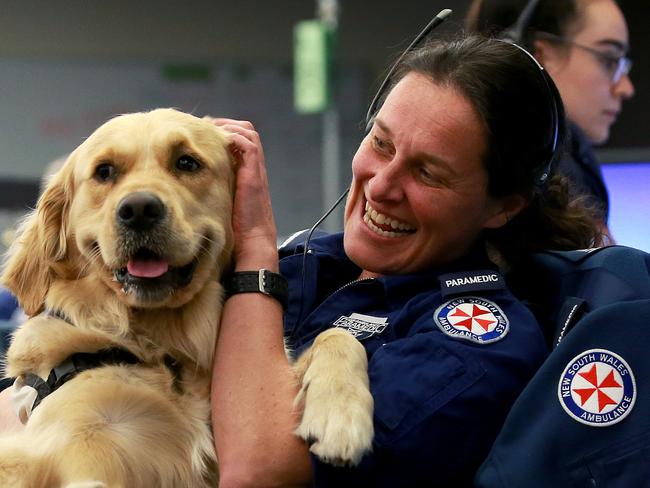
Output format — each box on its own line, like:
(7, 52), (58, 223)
(294, 20), (332, 113)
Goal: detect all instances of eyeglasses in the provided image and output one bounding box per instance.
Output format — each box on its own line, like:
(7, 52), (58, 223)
(536, 31), (632, 84)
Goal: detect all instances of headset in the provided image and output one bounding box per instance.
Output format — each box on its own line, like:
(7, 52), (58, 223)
(497, 0), (563, 186)
(294, 2), (563, 322)
(361, 1), (562, 188)
(306, 1), (562, 226)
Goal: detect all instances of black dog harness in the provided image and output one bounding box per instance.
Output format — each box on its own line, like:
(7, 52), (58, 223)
(23, 347), (141, 409)
(19, 309), (185, 410)
(20, 308), (142, 409)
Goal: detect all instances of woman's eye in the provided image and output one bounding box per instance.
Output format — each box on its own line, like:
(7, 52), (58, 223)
(94, 163), (116, 182)
(373, 136), (389, 152)
(604, 57), (619, 73)
(418, 167), (443, 185)
(176, 155), (201, 173)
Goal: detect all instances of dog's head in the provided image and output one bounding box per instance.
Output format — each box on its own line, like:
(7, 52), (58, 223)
(3, 108), (234, 315)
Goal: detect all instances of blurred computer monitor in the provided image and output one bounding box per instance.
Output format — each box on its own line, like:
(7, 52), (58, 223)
(601, 161), (650, 252)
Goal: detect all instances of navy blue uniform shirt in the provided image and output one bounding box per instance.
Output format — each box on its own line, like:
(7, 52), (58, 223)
(475, 246), (650, 488)
(280, 232), (548, 487)
(558, 122), (609, 223)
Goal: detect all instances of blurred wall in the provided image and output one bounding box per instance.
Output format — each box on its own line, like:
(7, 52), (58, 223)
(0, 0), (646, 240)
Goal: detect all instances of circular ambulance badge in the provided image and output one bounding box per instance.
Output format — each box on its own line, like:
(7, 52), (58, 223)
(558, 349), (636, 427)
(434, 296), (509, 344)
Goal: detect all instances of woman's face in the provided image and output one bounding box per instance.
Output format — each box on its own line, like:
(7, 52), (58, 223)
(539, 0), (634, 144)
(343, 73), (512, 276)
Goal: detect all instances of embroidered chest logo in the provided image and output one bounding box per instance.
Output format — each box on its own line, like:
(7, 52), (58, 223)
(333, 313), (388, 340)
(434, 297), (509, 344)
(558, 349), (636, 427)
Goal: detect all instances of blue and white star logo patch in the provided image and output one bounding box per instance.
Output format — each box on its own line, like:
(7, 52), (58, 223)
(558, 349), (636, 427)
(434, 296), (509, 344)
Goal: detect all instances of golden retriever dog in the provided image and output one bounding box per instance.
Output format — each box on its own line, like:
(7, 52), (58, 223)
(0, 109), (233, 487)
(0, 108), (373, 487)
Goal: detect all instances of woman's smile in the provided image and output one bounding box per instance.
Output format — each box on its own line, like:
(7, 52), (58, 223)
(363, 201), (416, 238)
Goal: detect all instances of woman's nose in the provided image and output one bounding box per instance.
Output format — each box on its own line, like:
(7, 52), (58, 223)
(613, 73), (635, 100)
(366, 160), (405, 203)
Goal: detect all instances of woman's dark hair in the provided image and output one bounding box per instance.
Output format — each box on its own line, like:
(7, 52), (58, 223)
(465, 0), (584, 50)
(375, 35), (600, 263)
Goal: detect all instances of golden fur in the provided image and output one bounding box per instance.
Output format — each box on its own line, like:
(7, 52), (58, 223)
(292, 327), (374, 465)
(0, 109), (233, 487)
(0, 108), (374, 487)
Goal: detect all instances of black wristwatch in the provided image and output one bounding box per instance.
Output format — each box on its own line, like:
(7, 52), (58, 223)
(224, 269), (288, 309)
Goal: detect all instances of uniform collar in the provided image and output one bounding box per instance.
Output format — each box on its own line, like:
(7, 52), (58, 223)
(378, 243), (497, 307)
(305, 233), (497, 307)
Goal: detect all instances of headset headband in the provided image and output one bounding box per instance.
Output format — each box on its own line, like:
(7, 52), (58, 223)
(499, 0), (562, 185)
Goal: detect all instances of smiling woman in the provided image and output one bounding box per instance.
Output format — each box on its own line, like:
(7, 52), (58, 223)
(211, 35), (602, 487)
(345, 73), (502, 277)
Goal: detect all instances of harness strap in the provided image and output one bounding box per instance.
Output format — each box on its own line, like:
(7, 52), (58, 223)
(23, 347), (141, 409)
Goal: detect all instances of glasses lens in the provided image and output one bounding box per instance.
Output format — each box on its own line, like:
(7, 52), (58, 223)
(613, 57), (632, 83)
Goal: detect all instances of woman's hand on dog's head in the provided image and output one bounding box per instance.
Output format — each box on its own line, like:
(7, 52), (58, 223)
(207, 117), (279, 271)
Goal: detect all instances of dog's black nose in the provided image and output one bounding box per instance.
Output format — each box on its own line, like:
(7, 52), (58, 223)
(117, 192), (166, 231)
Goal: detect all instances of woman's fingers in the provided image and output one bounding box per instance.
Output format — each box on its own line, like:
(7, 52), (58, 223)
(205, 117), (277, 258)
(227, 131), (260, 159)
(211, 119), (259, 144)
(207, 118), (265, 169)
(209, 117), (255, 130)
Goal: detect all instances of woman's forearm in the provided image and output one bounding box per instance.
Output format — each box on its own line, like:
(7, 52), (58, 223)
(211, 269), (311, 487)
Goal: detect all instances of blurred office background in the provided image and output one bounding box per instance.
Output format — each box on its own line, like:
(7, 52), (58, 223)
(0, 0), (648, 252)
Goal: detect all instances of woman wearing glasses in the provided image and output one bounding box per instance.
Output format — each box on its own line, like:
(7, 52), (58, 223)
(466, 0), (635, 242)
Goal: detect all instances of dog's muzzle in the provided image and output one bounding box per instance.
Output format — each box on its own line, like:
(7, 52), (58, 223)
(117, 191), (166, 232)
(113, 192), (197, 301)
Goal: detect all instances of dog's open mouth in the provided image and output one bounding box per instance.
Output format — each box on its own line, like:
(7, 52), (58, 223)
(114, 248), (197, 297)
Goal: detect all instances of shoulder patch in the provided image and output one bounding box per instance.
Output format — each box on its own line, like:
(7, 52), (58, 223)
(558, 349), (636, 427)
(439, 270), (505, 298)
(434, 296), (509, 344)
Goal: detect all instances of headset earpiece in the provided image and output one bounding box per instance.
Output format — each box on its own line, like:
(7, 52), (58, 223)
(498, 0), (562, 186)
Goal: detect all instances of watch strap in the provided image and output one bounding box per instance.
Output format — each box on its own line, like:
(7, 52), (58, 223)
(224, 269), (288, 309)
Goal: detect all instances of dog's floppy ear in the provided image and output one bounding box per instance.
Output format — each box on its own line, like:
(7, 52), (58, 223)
(1, 159), (74, 315)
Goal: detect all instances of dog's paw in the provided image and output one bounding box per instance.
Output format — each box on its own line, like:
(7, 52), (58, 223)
(295, 380), (374, 466)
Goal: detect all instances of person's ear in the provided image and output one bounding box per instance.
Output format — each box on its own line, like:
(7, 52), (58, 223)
(483, 194), (530, 230)
(533, 39), (564, 75)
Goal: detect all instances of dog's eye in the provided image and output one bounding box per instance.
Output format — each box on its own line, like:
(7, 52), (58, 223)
(94, 163), (116, 182)
(176, 155), (201, 173)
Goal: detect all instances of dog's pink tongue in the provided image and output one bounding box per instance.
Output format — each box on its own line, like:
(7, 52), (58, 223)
(127, 258), (169, 278)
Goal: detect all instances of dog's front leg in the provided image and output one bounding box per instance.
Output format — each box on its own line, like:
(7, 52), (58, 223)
(292, 328), (374, 466)
(5, 315), (115, 380)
